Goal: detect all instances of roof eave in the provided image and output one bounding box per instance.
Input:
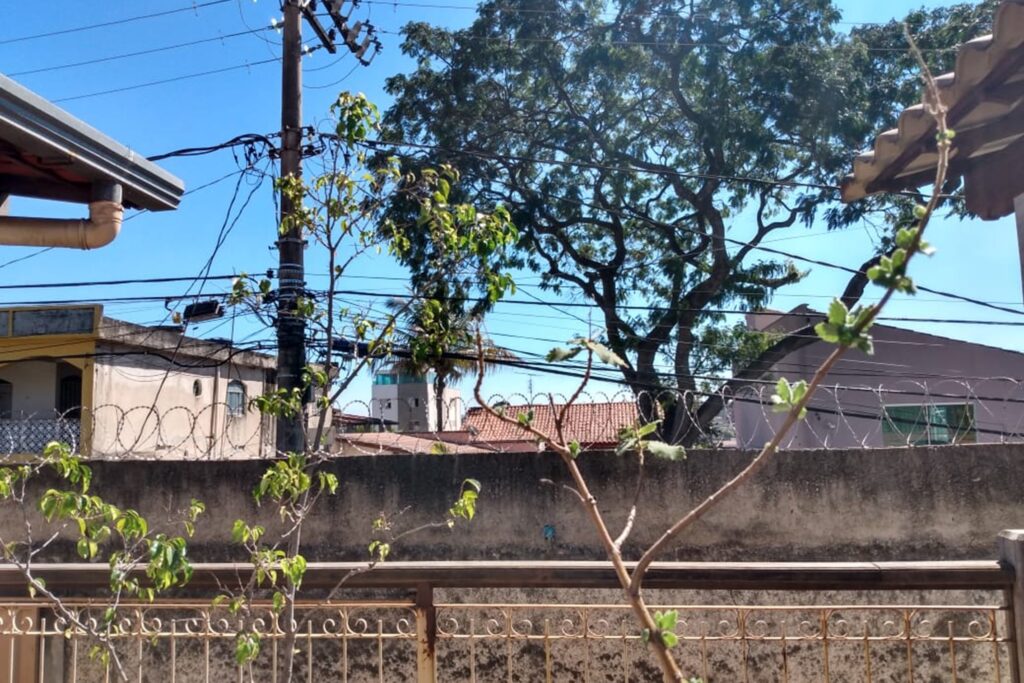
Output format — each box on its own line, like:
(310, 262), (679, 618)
(0, 74), (185, 211)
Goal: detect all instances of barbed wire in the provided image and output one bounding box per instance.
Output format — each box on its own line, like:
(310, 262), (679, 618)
(3, 377), (1014, 461)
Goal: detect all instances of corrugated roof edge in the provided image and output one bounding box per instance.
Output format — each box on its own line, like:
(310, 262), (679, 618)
(0, 74), (185, 211)
(841, 0), (1024, 203)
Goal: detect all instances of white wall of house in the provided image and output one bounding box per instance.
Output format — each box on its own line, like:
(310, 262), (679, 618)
(91, 345), (273, 459)
(0, 361), (57, 417)
(732, 314), (1024, 449)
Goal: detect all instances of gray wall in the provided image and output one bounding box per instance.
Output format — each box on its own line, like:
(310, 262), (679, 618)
(9, 442), (1023, 563)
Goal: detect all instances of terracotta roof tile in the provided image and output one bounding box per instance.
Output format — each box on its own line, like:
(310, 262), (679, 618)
(463, 402), (638, 446)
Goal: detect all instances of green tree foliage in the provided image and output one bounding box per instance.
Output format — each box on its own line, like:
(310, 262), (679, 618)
(386, 295), (516, 431)
(382, 0), (998, 443)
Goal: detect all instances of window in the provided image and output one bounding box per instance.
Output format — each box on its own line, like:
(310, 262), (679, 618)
(58, 376), (81, 418)
(882, 404), (975, 446)
(226, 380), (246, 416)
(413, 398), (420, 408)
(0, 380), (10, 419)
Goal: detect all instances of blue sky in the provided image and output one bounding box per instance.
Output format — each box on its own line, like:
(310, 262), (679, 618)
(0, 0), (1017, 409)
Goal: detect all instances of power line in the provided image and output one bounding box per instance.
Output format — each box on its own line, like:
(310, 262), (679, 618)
(0, 248), (53, 272)
(53, 57), (283, 103)
(0, 274), (249, 292)
(0, 0), (233, 46)
(6, 28), (273, 77)
(149, 133), (279, 162)
(321, 287), (1024, 327)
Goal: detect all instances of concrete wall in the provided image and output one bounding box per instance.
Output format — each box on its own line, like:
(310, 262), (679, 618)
(9, 442), (1024, 563)
(91, 345), (273, 459)
(733, 314), (1024, 449)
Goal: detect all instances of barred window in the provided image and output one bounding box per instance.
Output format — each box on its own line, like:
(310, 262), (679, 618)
(882, 404), (975, 446)
(226, 380), (246, 416)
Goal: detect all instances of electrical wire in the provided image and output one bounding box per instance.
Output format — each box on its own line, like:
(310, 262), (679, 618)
(317, 287), (1024, 327)
(358, 144), (1008, 316)
(0, 248), (53, 272)
(0, 1), (233, 46)
(6, 28), (275, 77)
(149, 133), (279, 162)
(53, 57), (282, 103)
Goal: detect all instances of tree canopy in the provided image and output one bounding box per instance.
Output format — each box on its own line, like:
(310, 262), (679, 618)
(382, 0), (997, 443)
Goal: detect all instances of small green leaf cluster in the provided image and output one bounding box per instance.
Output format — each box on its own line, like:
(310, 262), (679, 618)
(227, 272), (272, 307)
(814, 298), (874, 354)
(251, 387), (304, 419)
(448, 478), (482, 521)
(616, 421), (686, 462)
(234, 632), (261, 666)
(333, 92), (380, 146)
(516, 409), (534, 427)
(368, 539), (391, 562)
(770, 378), (809, 420)
(866, 221), (934, 294)
(254, 453), (312, 505)
(641, 610), (680, 649)
(14, 443), (201, 603)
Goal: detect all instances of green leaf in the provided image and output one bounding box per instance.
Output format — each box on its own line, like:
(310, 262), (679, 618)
(775, 378), (791, 403)
(814, 322), (840, 343)
(635, 421), (659, 438)
(827, 298), (847, 325)
(645, 441), (686, 461)
(545, 346), (582, 363)
(272, 591), (285, 614)
(661, 631), (679, 648)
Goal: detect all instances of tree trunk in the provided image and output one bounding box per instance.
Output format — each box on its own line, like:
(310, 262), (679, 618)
(679, 253), (880, 445)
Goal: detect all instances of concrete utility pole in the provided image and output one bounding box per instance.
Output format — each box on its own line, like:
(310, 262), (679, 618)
(275, 0), (307, 454)
(274, 0), (380, 454)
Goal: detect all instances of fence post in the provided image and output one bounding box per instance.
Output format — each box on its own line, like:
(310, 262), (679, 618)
(998, 530), (1024, 681)
(415, 583), (437, 683)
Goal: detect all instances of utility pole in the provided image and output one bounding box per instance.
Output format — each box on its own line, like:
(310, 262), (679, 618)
(275, 0), (307, 454)
(274, 0), (381, 454)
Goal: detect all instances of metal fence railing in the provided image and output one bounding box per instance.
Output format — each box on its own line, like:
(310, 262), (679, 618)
(0, 557), (1018, 682)
(0, 418), (80, 456)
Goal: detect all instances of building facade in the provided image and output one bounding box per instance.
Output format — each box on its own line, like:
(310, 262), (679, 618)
(369, 365), (462, 432)
(0, 306), (275, 459)
(732, 306), (1024, 449)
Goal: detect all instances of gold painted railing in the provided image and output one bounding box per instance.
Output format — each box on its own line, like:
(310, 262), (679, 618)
(0, 559), (1017, 683)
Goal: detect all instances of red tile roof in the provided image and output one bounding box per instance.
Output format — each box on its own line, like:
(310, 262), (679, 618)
(463, 401), (638, 447)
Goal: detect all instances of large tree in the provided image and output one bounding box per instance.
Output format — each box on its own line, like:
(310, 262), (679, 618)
(383, 0), (993, 444)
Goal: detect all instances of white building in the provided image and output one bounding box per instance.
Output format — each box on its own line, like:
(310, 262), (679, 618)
(369, 364), (462, 432)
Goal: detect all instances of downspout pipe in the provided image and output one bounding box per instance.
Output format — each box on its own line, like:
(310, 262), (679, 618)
(0, 182), (123, 250)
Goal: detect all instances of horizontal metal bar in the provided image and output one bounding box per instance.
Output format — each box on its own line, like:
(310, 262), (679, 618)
(0, 560), (1011, 596)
